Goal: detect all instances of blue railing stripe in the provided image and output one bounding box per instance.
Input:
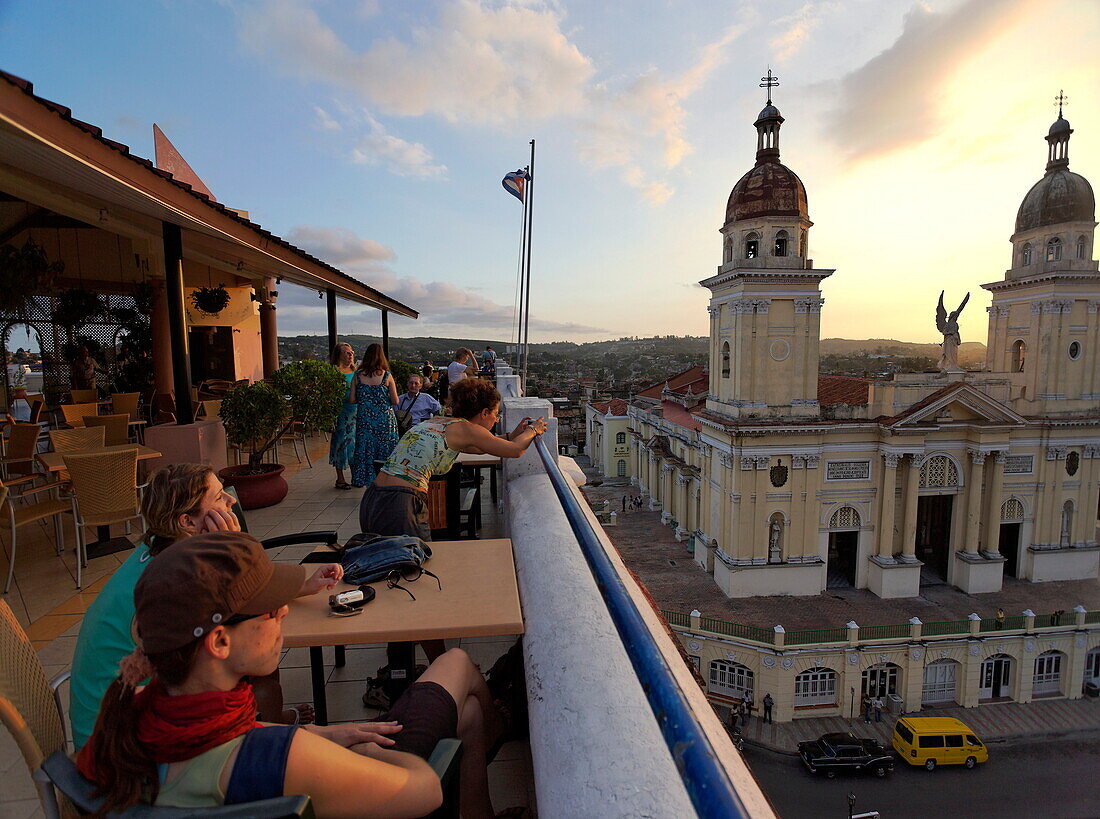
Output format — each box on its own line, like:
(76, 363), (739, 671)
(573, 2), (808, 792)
(533, 436), (749, 818)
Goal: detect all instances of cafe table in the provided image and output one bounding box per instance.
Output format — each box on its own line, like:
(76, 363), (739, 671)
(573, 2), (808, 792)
(282, 537), (524, 725)
(37, 443), (162, 557)
(456, 451), (502, 505)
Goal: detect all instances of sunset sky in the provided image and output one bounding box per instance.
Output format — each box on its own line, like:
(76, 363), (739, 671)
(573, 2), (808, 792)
(2, 0), (1097, 345)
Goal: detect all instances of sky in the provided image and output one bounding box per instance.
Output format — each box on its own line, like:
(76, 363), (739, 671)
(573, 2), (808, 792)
(1, 0), (1097, 346)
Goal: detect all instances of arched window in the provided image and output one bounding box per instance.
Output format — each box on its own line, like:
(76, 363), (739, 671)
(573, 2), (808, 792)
(745, 232), (759, 259)
(829, 506), (861, 529)
(723, 235), (733, 263)
(721, 341), (730, 378)
(794, 667), (837, 706)
(1000, 498), (1024, 522)
(922, 659), (959, 704)
(773, 230), (789, 257)
(615, 432), (626, 445)
(617, 459), (627, 477)
(1046, 237), (1062, 262)
(1085, 647), (1100, 687)
(1032, 651), (1063, 696)
(1021, 242), (1032, 266)
(919, 455), (960, 489)
(1060, 500), (1074, 547)
(798, 231), (807, 258)
(1077, 235), (1088, 260)
(862, 663), (901, 698)
(1011, 340), (1026, 372)
(709, 660), (754, 699)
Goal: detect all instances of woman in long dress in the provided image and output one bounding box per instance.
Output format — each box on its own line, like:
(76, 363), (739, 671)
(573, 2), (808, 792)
(328, 342), (358, 490)
(350, 343), (399, 488)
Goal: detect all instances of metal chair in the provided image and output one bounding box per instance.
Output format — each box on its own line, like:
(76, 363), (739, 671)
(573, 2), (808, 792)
(59, 403), (98, 428)
(62, 448), (142, 589)
(82, 413), (130, 446)
(1, 477), (71, 594)
(68, 389), (97, 404)
(277, 419), (311, 467)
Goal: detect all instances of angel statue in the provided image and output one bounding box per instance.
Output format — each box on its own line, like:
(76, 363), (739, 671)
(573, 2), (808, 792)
(936, 290), (970, 373)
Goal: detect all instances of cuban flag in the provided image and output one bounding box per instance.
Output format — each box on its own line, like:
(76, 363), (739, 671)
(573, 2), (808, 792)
(502, 169), (529, 202)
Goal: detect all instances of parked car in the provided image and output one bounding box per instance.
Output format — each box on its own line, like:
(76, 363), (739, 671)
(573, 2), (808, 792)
(892, 716), (988, 770)
(798, 732), (894, 778)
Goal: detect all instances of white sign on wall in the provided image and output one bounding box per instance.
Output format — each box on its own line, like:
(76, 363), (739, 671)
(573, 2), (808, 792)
(1004, 455), (1033, 475)
(826, 460), (871, 481)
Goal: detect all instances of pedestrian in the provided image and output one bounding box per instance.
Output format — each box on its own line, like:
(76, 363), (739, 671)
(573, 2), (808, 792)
(1051, 609), (1064, 626)
(744, 691), (754, 722)
(861, 694), (872, 723)
(738, 698), (749, 728)
(996, 607), (1006, 629)
(762, 693), (773, 725)
(621, 495), (627, 513)
(873, 696), (883, 723)
(349, 343), (399, 488)
(328, 342), (358, 490)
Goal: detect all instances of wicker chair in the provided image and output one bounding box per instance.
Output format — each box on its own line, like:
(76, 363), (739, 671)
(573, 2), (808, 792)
(1, 422), (42, 481)
(62, 448), (142, 589)
(2, 475), (70, 594)
(110, 392), (140, 421)
(82, 413), (130, 446)
(0, 599), (73, 818)
(58, 403), (98, 429)
(68, 389), (97, 404)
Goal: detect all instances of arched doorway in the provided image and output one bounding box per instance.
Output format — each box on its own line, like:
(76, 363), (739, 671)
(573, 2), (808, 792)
(862, 662), (901, 699)
(2, 323), (43, 418)
(922, 659), (960, 706)
(826, 506), (861, 588)
(1085, 647), (1100, 691)
(709, 660), (754, 702)
(917, 455), (961, 582)
(1032, 650), (1064, 698)
(1000, 498), (1024, 578)
(979, 653), (1013, 701)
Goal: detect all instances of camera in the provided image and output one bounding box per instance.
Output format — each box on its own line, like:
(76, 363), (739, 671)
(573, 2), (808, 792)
(328, 585), (376, 611)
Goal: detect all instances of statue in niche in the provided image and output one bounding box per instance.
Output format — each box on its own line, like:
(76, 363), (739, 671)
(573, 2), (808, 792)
(768, 516), (784, 563)
(935, 290), (970, 374)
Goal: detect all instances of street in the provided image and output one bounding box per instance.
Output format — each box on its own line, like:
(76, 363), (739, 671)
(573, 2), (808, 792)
(745, 733), (1100, 818)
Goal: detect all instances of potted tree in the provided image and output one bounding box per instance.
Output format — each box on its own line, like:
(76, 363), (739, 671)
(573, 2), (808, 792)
(217, 360), (345, 509)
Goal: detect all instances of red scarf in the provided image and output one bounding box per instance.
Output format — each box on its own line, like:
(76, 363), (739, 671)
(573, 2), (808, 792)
(78, 678), (259, 784)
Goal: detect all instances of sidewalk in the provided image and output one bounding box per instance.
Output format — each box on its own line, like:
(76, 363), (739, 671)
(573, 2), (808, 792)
(736, 696), (1100, 754)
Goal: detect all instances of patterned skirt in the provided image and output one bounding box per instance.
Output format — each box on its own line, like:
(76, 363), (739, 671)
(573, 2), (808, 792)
(328, 403), (358, 469)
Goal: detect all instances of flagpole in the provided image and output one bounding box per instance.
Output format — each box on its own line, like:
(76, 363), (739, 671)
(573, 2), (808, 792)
(521, 139), (534, 391)
(516, 164), (530, 360)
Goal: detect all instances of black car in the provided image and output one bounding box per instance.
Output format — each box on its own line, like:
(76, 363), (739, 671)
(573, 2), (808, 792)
(798, 732), (894, 778)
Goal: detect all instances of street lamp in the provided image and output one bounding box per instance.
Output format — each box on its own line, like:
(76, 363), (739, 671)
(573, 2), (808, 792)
(848, 792), (856, 819)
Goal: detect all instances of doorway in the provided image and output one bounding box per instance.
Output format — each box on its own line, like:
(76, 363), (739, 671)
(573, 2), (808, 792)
(1001, 523), (1022, 578)
(188, 326), (235, 384)
(826, 530), (859, 588)
(979, 654), (1013, 700)
(917, 494), (954, 580)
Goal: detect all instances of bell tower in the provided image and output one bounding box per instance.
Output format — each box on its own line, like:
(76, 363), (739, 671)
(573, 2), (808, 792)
(703, 71), (833, 419)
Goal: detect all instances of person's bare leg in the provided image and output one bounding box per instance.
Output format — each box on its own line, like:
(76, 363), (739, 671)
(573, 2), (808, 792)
(456, 693), (492, 818)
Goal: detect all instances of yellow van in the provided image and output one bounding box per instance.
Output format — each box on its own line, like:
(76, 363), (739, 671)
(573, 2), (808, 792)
(892, 717), (988, 770)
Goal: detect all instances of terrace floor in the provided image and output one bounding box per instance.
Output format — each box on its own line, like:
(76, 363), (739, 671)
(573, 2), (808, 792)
(1, 435), (535, 818)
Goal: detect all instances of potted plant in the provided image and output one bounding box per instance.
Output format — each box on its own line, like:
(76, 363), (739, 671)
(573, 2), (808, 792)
(190, 284), (231, 317)
(10, 363), (27, 400)
(216, 361), (345, 509)
(53, 288), (107, 332)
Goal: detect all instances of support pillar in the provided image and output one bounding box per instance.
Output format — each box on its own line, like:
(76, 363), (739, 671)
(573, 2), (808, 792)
(381, 308), (390, 359)
(984, 451), (1006, 557)
(878, 453), (899, 559)
(963, 450), (986, 554)
(326, 288), (338, 355)
(161, 222), (193, 425)
(150, 280), (173, 394)
(259, 283), (279, 380)
(900, 454), (921, 560)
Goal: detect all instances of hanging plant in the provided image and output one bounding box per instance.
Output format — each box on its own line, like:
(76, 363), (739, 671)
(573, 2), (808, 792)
(0, 240), (63, 323)
(190, 284), (231, 316)
(114, 282), (155, 392)
(53, 288), (107, 331)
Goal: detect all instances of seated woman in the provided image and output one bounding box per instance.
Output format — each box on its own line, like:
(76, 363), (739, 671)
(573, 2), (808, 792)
(78, 532), (504, 819)
(68, 464), (343, 749)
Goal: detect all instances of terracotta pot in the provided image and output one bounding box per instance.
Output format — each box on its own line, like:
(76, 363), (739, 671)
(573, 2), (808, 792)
(218, 463), (288, 510)
(11, 388), (26, 400)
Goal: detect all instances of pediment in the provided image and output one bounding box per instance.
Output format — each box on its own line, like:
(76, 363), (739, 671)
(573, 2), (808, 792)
(889, 384), (1027, 429)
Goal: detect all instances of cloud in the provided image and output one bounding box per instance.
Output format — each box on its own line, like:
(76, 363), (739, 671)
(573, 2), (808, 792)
(350, 115), (448, 178)
(313, 106), (341, 131)
(238, 0), (747, 204)
(283, 224), (606, 336)
(826, 0), (1031, 162)
(769, 2), (838, 61)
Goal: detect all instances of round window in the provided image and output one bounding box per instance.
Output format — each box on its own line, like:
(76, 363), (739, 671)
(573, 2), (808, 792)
(1068, 341), (1081, 360)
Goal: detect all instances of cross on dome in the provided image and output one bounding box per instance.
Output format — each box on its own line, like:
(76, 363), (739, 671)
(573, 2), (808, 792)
(1054, 89), (1069, 118)
(759, 68), (779, 105)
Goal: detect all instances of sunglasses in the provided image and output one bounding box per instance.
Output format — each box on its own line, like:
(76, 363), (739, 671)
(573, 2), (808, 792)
(386, 566), (442, 601)
(224, 609), (281, 627)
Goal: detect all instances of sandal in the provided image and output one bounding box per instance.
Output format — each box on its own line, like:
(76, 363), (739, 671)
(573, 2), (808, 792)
(284, 703), (315, 725)
(335, 480), (352, 490)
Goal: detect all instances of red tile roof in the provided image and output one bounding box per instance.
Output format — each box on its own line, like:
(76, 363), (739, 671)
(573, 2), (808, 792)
(817, 375), (872, 407)
(636, 366), (709, 400)
(660, 400), (703, 431)
(589, 398), (629, 416)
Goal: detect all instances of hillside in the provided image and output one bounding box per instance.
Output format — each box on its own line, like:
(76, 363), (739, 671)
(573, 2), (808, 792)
(820, 338), (986, 366)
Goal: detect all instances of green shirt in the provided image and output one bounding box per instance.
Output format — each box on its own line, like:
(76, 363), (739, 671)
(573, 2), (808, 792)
(69, 541), (152, 750)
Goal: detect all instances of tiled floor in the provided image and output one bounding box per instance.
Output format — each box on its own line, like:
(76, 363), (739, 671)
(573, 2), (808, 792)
(1, 435), (535, 817)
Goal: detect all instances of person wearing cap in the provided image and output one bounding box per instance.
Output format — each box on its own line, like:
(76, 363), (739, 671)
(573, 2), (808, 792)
(78, 531), (506, 818)
(68, 464), (344, 750)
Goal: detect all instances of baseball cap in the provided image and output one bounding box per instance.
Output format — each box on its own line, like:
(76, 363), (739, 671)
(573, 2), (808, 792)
(133, 531), (305, 654)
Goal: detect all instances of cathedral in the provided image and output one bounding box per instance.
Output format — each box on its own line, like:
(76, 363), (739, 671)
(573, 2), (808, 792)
(629, 84), (1099, 600)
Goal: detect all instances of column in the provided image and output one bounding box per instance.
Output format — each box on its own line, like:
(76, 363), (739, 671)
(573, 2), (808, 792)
(326, 288), (338, 353)
(963, 450), (986, 554)
(900, 454), (921, 560)
(161, 222), (194, 425)
(150, 280), (173, 394)
(984, 451), (1006, 556)
(878, 453), (899, 559)
(381, 308), (390, 358)
(259, 288), (278, 380)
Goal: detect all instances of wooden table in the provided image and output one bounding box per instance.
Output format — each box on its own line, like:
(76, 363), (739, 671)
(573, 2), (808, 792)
(37, 444), (162, 557)
(456, 451), (502, 505)
(283, 538), (524, 725)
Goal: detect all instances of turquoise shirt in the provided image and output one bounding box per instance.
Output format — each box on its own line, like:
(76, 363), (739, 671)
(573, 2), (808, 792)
(69, 541), (152, 750)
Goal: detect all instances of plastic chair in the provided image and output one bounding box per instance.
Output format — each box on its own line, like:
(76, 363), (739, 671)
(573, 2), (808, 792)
(59, 403), (98, 428)
(111, 392), (141, 421)
(62, 448), (143, 589)
(82, 413), (130, 446)
(69, 389), (97, 404)
(0, 598), (72, 818)
(1, 477), (70, 593)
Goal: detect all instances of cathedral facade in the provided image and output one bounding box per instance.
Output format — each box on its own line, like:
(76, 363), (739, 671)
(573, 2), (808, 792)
(629, 91), (1100, 600)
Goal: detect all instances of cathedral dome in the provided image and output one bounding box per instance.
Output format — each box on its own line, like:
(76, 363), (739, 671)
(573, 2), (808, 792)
(1015, 114), (1094, 233)
(726, 162), (809, 223)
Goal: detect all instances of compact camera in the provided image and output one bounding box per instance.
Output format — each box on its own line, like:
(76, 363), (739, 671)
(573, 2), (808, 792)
(328, 585), (376, 613)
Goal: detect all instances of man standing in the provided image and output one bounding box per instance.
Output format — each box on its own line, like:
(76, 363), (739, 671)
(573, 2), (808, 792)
(621, 495), (627, 514)
(762, 692), (774, 725)
(872, 696), (883, 723)
(397, 375), (442, 425)
(447, 349), (476, 386)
